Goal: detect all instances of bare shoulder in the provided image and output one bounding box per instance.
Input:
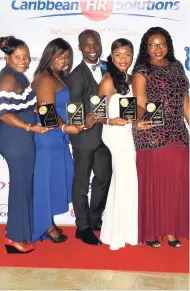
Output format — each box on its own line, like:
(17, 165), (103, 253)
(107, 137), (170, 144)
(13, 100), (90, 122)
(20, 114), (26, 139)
(99, 72), (115, 95)
(32, 72), (54, 90)
(100, 72), (114, 86)
(99, 73), (115, 96)
(0, 73), (17, 92)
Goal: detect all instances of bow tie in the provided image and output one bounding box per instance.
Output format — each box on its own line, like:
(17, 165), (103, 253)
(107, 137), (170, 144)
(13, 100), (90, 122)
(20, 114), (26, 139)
(91, 61), (102, 71)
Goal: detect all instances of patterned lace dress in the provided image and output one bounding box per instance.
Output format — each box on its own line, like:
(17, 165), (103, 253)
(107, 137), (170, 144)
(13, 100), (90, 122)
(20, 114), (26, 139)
(133, 60), (189, 243)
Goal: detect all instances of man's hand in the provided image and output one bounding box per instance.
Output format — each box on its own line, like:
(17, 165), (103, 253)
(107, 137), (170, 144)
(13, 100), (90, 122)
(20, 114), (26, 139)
(85, 113), (99, 128)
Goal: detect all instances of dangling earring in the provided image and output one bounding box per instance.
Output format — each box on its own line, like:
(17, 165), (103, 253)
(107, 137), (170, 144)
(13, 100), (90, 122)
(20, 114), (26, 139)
(63, 65), (68, 71)
(50, 64), (55, 73)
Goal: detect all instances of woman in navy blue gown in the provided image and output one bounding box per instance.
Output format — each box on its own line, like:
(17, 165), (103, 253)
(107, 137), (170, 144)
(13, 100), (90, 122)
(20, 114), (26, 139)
(32, 38), (84, 243)
(0, 36), (49, 253)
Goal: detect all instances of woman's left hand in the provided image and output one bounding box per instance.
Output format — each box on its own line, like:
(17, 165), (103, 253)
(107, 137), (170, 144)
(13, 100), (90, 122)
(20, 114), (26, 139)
(133, 120), (152, 130)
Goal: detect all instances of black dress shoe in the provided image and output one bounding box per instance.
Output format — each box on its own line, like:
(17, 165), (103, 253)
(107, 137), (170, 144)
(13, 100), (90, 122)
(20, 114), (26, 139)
(91, 223), (102, 231)
(76, 227), (102, 245)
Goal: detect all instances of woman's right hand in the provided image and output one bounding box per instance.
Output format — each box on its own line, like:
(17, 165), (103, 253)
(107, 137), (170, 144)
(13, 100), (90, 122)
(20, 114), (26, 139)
(132, 120), (152, 130)
(64, 125), (84, 135)
(109, 117), (131, 126)
(30, 124), (53, 134)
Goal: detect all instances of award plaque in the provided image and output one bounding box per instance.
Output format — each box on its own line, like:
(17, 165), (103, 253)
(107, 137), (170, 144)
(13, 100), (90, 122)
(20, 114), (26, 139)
(144, 101), (164, 126)
(67, 102), (84, 125)
(37, 103), (58, 128)
(90, 95), (108, 119)
(119, 96), (137, 121)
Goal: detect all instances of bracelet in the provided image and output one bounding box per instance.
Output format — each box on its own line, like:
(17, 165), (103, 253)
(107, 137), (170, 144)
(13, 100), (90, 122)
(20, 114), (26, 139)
(107, 118), (112, 125)
(25, 124), (31, 132)
(61, 124), (67, 132)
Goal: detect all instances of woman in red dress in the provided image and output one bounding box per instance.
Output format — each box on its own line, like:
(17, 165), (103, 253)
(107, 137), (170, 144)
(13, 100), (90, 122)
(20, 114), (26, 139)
(132, 27), (189, 248)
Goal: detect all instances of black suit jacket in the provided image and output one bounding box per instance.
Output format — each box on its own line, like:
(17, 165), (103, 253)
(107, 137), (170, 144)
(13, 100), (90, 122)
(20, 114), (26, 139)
(66, 60), (107, 150)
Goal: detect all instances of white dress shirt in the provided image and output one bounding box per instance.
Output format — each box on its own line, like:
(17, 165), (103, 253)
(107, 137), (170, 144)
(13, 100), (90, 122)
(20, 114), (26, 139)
(84, 59), (103, 84)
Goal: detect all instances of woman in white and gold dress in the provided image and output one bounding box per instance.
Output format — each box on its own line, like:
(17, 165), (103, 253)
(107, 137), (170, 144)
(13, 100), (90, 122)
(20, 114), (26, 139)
(99, 39), (151, 250)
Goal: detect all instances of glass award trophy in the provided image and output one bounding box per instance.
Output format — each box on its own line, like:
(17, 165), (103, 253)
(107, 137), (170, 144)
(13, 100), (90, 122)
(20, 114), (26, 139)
(144, 102), (164, 126)
(119, 96), (137, 121)
(67, 102), (84, 125)
(90, 95), (108, 119)
(37, 104), (58, 128)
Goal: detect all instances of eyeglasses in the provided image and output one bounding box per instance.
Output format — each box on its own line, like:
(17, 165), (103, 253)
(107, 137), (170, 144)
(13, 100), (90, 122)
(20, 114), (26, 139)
(148, 43), (167, 50)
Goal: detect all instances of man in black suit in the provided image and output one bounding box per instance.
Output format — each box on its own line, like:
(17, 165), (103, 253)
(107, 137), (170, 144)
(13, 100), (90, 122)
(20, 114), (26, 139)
(66, 29), (112, 245)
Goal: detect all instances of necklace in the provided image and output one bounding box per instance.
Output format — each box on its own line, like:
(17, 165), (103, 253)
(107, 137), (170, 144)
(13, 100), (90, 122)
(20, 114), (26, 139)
(52, 72), (66, 86)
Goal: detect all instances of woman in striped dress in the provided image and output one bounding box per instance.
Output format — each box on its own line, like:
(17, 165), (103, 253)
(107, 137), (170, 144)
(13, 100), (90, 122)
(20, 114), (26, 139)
(0, 36), (50, 254)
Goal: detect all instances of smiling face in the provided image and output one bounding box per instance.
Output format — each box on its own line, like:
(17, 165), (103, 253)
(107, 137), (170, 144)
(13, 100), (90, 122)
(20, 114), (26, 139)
(147, 34), (168, 64)
(6, 46), (30, 73)
(51, 50), (70, 73)
(112, 45), (133, 73)
(79, 33), (102, 64)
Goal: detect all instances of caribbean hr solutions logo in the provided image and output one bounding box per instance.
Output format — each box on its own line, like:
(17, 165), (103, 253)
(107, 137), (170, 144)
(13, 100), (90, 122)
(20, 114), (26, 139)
(11, 0), (180, 22)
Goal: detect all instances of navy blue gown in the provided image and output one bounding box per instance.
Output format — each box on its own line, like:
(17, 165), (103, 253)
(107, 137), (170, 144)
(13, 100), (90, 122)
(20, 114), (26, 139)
(32, 87), (73, 242)
(0, 66), (36, 242)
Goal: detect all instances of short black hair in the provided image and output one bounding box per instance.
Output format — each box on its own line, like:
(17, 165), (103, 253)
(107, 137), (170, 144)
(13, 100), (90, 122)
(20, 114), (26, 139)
(78, 29), (101, 45)
(0, 36), (28, 55)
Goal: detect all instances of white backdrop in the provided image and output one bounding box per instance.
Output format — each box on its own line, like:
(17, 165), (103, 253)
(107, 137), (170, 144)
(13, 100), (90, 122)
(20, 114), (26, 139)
(0, 0), (189, 224)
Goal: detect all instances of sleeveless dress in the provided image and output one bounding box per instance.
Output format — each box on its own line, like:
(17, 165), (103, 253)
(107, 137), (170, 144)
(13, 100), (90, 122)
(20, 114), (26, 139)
(133, 61), (189, 243)
(32, 87), (73, 242)
(0, 65), (36, 242)
(100, 89), (138, 250)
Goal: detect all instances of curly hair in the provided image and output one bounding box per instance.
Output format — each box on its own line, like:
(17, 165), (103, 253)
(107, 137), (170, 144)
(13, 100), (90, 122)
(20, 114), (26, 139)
(0, 36), (28, 55)
(133, 27), (176, 73)
(107, 38), (134, 95)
